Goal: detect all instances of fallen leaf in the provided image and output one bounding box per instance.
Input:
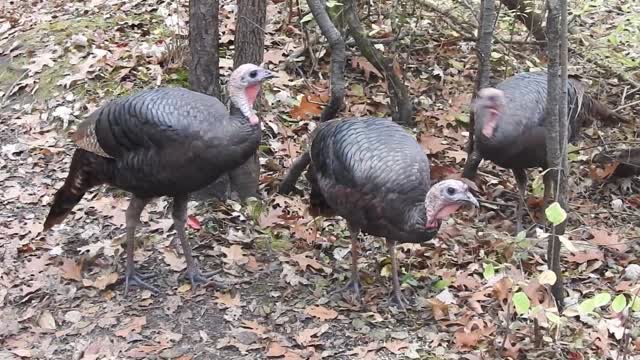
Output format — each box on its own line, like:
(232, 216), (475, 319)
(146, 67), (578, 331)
(565, 250), (604, 263)
(83, 272), (119, 290)
(303, 305), (338, 320)
(264, 49), (285, 64)
(114, 316), (146, 338)
(384, 340), (409, 354)
(295, 324), (329, 346)
(266, 342), (288, 357)
(214, 292), (241, 308)
(38, 310), (56, 330)
(290, 94), (324, 120)
(351, 57), (382, 80)
(419, 134), (449, 154)
(289, 252), (329, 273)
(589, 229), (627, 252)
(220, 245), (248, 265)
(162, 249), (187, 271)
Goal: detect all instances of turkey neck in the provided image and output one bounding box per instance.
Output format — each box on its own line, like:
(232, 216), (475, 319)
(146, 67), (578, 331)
(229, 83), (260, 125)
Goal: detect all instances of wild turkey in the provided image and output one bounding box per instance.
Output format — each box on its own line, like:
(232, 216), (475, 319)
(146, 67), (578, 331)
(467, 71), (626, 232)
(43, 63), (274, 295)
(281, 117), (478, 309)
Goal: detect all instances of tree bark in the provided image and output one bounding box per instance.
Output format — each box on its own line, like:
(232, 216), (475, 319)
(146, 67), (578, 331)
(501, 0), (547, 42)
(343, 0), (414, 125)
(462, 0), (496, 180)
(544, 0), (565, 310)
(278, 0), (346, 195)
(188, 0), (221, 98)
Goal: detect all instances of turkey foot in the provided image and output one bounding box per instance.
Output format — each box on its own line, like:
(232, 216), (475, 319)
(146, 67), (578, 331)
(332, 276), (363, 303)
(387, 288), (409, 311)
(181, 268), (226, 289)
(124, 270), (160, 296)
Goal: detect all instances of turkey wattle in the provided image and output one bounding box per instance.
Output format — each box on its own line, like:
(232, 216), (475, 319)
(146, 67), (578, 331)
(43, 63), (274, 295)
(291, 117), (478, 309)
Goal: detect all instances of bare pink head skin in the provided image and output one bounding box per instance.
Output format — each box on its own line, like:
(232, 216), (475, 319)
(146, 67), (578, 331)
(473, 87), (506, 138)
(425, 179), (479, 229)
(228, 64), (275, 125)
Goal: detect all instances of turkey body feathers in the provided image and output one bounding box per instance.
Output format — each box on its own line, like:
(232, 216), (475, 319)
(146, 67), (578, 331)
(474, 71), (587, 170)
(77, 87), (261, 198)
(309, 117), (438, 243)
(474, 71), (627, 170)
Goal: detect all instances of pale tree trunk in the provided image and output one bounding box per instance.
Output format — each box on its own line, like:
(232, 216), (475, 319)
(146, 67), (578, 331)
(544, 0), (566, 309)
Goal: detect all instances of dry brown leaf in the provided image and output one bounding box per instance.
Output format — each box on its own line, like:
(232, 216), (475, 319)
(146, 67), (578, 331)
(295, 324), (329, 346)
(56, 254), (74, 277)
(589, 228), (627, 252)
(384, 340), (409, 354)
(83, 272), (119, 290)
(220, 245), (248, 265)
(289, 252), (328, 273)
(565, 250), (604, 263)
(214, 292), (241, 308)
(290, 94), (324, 120)
(351, 57), (382, 80)
(38, 310), (56, 330)
(266, 342), (288, 357)
(303, 305), (338, 320)
(162, 249), (187, 271)
(258, 207), (284, 228)
(264, 49), (285, 64)
(419, 134), (450, 155)
(114, 316), (146, 338)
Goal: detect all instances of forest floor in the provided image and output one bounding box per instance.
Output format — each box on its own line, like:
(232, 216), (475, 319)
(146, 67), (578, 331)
(1, 0), (640, 359)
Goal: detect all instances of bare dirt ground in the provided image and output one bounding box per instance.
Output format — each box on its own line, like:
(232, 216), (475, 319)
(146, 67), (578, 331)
(1, 0), (640, 359)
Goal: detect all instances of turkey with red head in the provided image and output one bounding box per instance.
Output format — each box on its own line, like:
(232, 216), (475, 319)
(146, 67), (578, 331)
(43, 63), (274, 295)
(284, 117), (478, 309)
(469, 71), (626, 232)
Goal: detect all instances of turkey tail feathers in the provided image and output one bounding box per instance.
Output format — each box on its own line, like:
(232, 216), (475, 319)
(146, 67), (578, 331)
(43, 150), (105, 231)
(278, 150), (311, 194)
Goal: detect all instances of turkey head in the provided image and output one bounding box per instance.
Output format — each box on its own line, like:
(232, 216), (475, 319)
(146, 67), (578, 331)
(474, 88), (506, 138)
(425, 179), (479, 229)
(228, 64), (275, 124)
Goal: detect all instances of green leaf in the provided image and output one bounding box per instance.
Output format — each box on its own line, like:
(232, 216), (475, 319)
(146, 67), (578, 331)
(482, 263), (495, 280)
(545, 202), (567, 225)
(326, 0), (342, 7)
(531, 175), (544, 197)
(301, 12), (315, 23)
(513, 292), (530, 315)
(593, 292), (611, 308)
(434, 279), (450, 290)
(515, 230), (526, 242)
(612, 294), (627, 313)
(631, 296), (640, 312)
(350, 84), (364, 97)
(578, 298), (596, 314)
(546, 311), (562, 324)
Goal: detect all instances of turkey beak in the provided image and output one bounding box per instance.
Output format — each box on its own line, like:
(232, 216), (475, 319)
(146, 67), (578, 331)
(261, 69), (276, 80)
(459, 192), (479, 208)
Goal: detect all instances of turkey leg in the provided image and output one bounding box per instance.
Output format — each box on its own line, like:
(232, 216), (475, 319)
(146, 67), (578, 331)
(332, 226), (363, 302)
(387, 239), (407, 310)
(172, 195), (222, 288)
(124, 196), (159, 296)
(512, 169), (528, 234)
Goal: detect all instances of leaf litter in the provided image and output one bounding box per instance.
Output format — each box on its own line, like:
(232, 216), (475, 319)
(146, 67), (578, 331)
(0, 0), (639, 359)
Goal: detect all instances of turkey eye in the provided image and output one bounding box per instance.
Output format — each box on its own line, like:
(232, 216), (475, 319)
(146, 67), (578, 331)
(249, 70), (258, 78)
(446, 187), (455, 195)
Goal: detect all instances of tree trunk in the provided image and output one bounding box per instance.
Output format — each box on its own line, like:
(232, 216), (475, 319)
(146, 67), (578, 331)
(188, 0), (221, 98)
(188, 0), (230, 202)
(544, 0), (565, 310)
(227, 0), (268, 200)
(462, 0), (496, 180)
